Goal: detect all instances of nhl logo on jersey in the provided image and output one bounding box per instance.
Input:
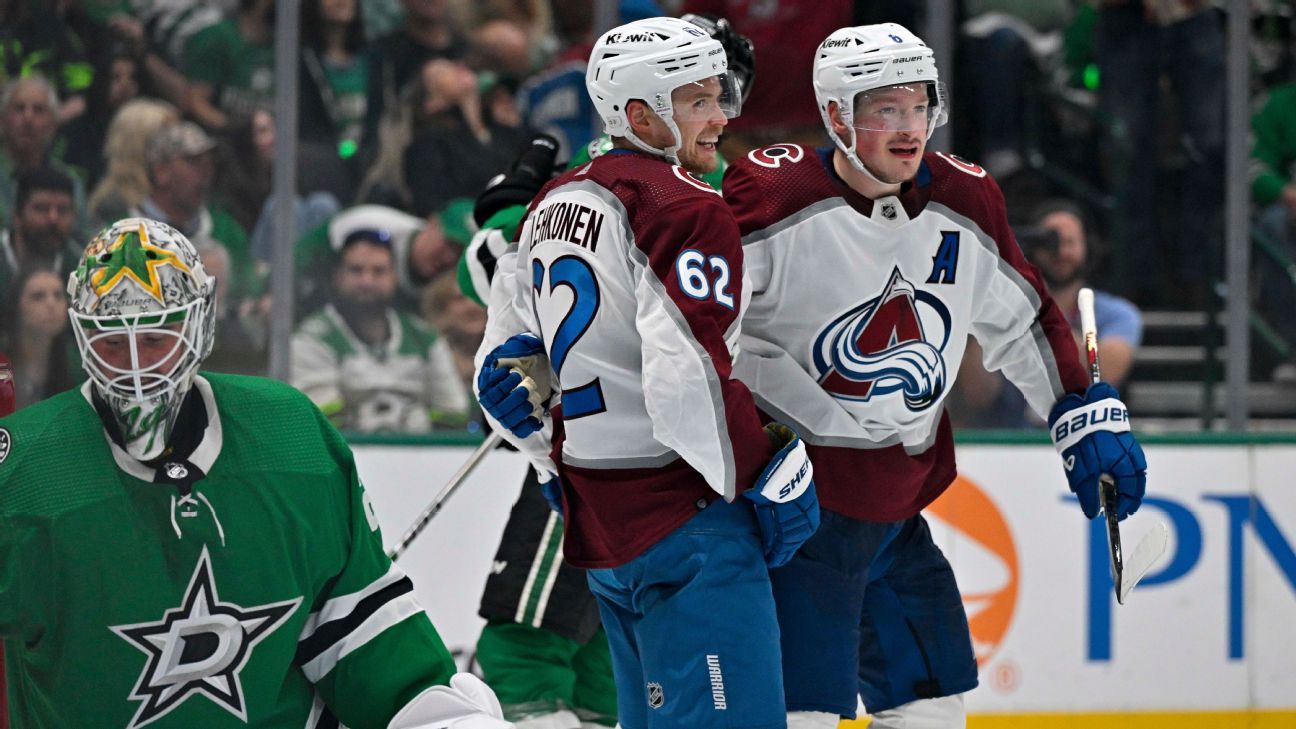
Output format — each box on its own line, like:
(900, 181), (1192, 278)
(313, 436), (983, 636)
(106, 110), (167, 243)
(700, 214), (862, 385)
(111, 547), (302, 728)
(646, 681), (665, 709)
(881, 202), (898, 220)
(0, 427), (9, 464)
(164, 462), (189, 480)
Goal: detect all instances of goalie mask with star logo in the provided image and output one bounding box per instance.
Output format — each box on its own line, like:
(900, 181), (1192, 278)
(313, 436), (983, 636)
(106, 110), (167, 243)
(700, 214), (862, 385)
(68, 218), (217, 460)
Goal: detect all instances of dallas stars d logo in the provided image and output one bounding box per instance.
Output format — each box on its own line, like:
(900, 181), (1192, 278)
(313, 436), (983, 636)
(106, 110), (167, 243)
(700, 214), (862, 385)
(110, 547), (301, 728)
(86, 222), (190, 305)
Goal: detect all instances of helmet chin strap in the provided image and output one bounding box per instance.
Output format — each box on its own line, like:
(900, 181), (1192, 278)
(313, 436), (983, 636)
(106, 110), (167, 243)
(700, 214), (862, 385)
(832, 123), (890, 186)
(621, 111), (683, 166)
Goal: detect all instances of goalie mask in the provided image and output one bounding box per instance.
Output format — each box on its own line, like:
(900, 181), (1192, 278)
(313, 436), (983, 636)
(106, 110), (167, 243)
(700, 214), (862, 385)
(813, 24), (948, 180)
(68, 218), (216, 460)
(586, 16), (743, 165)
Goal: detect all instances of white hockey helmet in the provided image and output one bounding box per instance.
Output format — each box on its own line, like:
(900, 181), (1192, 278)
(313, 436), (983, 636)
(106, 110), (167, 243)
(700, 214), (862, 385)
(586, 16), (742, 165)
(68, 217), (217, 460)
(813, 24), (948, 175)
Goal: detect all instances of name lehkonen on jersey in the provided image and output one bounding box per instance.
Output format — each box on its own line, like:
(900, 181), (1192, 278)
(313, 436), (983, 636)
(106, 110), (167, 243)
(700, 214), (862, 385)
(533, 201), (605, 252)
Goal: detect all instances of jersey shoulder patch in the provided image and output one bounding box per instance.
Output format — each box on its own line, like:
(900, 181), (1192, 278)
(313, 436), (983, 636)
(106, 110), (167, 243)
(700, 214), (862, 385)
(923, 151), (1003, 215)
(725, 144), (838, 237)
(931, 151), (987, 178)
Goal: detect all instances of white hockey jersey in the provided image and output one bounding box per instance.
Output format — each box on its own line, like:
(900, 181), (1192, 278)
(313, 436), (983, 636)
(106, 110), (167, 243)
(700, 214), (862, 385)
(723, 145), (1088, 521)
(292, 304), (470, 433)
(482, 149), (771, 568)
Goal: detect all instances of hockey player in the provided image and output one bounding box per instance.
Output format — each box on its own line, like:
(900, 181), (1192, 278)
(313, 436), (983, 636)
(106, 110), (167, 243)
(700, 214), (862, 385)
(474, 17), (820, 729)
(461, 15), (758, 729)
(719, 25), (1148, 728)
(0, 218), (511, 728)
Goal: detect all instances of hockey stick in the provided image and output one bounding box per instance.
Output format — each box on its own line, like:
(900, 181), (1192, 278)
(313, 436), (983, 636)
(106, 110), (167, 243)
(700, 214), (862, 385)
(1, 353), (14, 729)
(387, 431), (503, 562)
(1077, 289), (1169, 604)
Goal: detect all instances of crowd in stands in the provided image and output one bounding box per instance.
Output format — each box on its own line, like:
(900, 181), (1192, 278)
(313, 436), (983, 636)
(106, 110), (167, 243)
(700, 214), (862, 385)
(0, 0), (1290, 430)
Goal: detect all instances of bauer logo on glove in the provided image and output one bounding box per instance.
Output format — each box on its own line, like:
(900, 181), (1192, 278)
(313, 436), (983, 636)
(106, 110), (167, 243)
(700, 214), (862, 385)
(1050, 398), (1129, 451)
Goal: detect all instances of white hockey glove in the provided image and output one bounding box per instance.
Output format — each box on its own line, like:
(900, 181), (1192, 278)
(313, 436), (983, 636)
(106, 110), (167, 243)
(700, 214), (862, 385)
(388, 673), (513, 729)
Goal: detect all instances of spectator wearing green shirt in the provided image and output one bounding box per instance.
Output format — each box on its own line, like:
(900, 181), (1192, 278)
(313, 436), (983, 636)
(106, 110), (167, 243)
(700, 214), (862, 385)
(1250, 82), (1296, 381)
(301, 0), (371, 162)
(182, 0), (275, 130)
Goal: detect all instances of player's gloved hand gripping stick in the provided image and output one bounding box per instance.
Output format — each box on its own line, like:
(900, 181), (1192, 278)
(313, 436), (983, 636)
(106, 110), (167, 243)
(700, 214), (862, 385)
(1047, 289), (1166, 604)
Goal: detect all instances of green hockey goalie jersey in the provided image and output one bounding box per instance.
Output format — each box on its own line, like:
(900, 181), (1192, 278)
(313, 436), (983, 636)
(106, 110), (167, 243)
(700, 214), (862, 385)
(0, 373), (456, 728)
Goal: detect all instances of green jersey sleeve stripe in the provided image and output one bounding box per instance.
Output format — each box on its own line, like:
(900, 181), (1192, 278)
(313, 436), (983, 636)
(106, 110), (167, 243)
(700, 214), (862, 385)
(299, 563), (408, 641)
(299, 587), (422, 683)
(296, 574), (413, 670)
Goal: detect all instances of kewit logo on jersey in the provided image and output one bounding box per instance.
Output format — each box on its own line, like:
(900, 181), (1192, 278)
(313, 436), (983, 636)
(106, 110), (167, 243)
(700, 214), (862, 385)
(111, 547), (302, 728)
(811, 267), (950, 410)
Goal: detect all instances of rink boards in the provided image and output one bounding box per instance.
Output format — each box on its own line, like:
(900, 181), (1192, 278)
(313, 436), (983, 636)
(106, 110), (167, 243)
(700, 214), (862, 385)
(353, 437), (1296, 724)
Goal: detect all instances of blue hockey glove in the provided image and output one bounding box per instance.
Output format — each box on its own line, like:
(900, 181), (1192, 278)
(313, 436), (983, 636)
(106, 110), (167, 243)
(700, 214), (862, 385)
(477, 333), (551, 438)
(1047, 382), (1147, 520)
(539, 475), (564, 517)
(742, 423), (820, 568)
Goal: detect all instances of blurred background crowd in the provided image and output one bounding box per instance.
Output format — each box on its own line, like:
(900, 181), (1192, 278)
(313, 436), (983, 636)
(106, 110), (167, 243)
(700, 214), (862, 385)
(0, 0), (1292, 433)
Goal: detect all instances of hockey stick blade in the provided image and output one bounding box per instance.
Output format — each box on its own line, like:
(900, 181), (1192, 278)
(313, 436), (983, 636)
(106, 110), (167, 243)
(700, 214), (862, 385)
(1118, 519), (1170, 603)
(1100, 477), (1125, 603)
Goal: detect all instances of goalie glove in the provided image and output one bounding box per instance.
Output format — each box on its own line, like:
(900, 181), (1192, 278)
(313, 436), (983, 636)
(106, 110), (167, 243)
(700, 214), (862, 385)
(388, 672), (512, 728)
(742, 423), (820, 568)
(477, 333), (552, 438)
(1047, 382), (1147, 520)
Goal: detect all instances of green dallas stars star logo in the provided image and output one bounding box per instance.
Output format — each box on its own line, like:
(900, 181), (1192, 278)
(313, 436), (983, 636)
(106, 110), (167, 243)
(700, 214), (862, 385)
(81, 222), (190, 305)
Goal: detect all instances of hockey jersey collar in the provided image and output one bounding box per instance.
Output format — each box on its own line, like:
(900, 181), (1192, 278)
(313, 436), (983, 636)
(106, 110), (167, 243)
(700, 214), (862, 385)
(84, 375), (224, 484)
(816, 146), (932, 221)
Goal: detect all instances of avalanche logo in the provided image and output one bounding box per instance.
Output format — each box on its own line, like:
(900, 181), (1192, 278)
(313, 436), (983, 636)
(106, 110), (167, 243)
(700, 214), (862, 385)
(811, 267), (950, 411)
